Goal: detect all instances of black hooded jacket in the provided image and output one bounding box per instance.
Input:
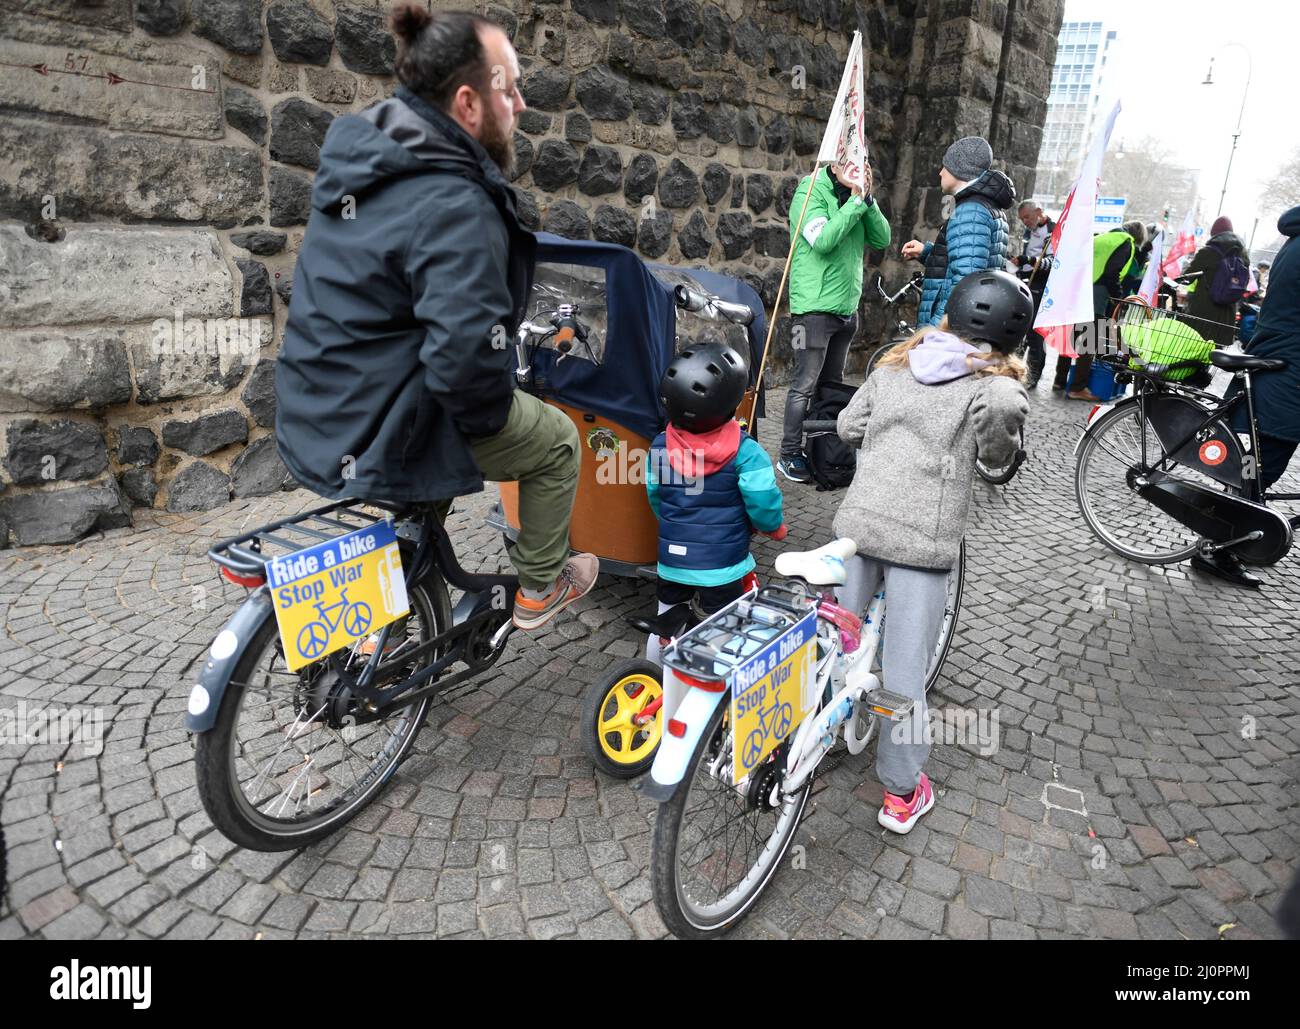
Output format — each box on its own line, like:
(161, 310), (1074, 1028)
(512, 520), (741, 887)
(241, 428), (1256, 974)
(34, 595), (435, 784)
(275, 87), (536, 504)
(1184, 230), (1249, 346)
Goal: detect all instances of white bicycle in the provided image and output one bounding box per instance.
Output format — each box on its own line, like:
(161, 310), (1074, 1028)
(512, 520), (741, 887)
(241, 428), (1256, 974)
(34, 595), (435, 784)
(644, 537), (964, 939)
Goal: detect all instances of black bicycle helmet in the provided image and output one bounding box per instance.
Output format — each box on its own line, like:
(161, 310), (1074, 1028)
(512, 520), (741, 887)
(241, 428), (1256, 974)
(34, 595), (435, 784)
(945, 270), (1035, 353)
(659, 341), (749, 432)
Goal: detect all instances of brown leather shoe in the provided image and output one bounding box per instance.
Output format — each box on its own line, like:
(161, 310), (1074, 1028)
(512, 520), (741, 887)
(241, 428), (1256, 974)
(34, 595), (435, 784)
(1067, 389), (1102, 402)
(513, 553), (600, 630)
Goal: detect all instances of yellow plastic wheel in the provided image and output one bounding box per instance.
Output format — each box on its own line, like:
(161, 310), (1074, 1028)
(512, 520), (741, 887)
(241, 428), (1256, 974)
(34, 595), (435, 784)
(582, 659), (664, 778)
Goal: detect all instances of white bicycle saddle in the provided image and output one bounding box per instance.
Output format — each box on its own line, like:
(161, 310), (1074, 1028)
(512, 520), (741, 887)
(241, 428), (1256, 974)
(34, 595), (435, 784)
(773, 538), (857, 586)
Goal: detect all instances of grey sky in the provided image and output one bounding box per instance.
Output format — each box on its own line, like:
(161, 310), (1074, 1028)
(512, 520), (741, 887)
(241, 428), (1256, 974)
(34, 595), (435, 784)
(1063, 0), (1298, 243)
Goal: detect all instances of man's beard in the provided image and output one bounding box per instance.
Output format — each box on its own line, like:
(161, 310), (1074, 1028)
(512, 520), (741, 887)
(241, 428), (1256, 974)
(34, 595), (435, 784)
(480, 108), (515, 175)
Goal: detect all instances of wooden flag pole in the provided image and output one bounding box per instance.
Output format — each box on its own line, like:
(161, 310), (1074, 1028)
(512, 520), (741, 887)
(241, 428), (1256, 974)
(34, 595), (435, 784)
(739, 161), (822, 427)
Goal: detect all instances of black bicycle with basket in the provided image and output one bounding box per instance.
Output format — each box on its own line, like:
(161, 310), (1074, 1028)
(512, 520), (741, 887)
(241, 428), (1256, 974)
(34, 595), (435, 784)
(1074, 297), (1297, 568)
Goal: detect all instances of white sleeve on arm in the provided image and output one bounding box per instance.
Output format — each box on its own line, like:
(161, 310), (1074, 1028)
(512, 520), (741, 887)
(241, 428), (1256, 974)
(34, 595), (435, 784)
(802, 216), (829, 248)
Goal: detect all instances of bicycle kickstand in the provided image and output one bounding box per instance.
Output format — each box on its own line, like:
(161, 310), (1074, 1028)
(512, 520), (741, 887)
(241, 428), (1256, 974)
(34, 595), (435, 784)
(1199, 531), (1263, 555)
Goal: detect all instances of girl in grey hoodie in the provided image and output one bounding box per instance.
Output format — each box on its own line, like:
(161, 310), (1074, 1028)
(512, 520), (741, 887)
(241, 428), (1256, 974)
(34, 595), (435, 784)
(834, 270), (1032, 834)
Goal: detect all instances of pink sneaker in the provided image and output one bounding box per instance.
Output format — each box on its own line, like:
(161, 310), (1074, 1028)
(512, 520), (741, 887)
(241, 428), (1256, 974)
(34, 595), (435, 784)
(878, 772), (935, 834)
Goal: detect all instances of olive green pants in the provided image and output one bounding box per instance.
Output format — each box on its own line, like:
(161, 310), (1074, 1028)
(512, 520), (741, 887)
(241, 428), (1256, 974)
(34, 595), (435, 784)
(469, 391), (580, 591)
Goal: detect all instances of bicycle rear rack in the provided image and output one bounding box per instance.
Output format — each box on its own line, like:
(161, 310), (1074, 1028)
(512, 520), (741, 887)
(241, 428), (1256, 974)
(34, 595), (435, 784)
(208, 499), (404, 580)
(209, 498), (520, 711)
(662, 584), (817, 683)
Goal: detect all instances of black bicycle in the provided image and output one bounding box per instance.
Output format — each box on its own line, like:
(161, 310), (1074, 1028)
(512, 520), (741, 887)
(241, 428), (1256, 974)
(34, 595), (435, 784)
(1075, 307), (1296, 566)
(190, 501), (517, 851)
(863, 273), (923, 378)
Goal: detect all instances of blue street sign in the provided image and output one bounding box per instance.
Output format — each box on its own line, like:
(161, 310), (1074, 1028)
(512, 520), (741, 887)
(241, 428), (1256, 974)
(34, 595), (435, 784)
(1094, 196), (1127, 232)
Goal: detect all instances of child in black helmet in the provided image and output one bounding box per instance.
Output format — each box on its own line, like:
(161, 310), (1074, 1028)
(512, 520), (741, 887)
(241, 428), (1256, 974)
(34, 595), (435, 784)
(645, 341), (786, 657)
(833, 269), (1031, 834)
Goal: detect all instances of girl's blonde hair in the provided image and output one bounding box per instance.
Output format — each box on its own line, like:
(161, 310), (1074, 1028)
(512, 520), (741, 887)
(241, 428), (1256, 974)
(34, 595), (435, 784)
(875, 317), (1027, 381)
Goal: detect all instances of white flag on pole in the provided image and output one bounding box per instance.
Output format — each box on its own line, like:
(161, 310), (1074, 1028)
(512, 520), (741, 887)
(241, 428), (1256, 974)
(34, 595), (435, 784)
(1034, 99), (1122, 344)
(1137, 230), (1164, 305)
(817, 31), (869, 189)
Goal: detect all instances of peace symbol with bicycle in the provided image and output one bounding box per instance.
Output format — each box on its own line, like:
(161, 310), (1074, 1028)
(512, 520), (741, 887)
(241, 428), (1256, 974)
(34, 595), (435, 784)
(739, 698), (795, 770)
(294, 589), (373, 661)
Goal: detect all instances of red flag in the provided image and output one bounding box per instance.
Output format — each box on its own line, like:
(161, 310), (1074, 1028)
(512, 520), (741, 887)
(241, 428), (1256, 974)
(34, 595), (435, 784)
(1161, 209), (1196, 279)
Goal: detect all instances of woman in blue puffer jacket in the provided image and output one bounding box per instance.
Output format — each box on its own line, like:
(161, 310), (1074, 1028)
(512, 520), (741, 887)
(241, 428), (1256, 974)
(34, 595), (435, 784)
(902, 137), (1017, 327)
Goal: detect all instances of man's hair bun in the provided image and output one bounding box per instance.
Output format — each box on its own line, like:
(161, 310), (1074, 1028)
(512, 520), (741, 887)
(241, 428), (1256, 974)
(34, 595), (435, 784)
(390, 4), (432, 43)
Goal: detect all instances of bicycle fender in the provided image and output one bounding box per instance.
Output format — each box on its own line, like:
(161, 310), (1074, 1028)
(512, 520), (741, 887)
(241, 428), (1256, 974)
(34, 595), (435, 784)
(1074, 398), (1129, 456)
(185, 587), (275, 733)
(641, 686), (728, 803)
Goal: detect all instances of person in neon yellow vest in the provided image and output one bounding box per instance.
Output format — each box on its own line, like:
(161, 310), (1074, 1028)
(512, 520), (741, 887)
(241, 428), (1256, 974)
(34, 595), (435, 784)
(1052, 221), (1147, 400)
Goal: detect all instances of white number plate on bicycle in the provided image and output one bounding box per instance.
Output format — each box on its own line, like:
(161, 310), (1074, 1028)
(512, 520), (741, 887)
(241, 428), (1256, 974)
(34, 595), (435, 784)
(729, 608), (817, 784)
(267, 522), (409, 671)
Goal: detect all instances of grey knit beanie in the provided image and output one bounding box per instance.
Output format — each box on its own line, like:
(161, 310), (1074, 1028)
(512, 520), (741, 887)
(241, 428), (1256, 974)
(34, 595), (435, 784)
(942, 136), (993, 181)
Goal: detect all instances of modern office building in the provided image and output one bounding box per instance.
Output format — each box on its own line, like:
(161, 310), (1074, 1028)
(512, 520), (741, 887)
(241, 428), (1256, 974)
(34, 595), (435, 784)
(1033, 20), (1118, 208)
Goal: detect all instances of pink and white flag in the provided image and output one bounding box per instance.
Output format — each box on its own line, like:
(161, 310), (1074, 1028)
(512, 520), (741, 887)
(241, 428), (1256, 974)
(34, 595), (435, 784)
(817, 31), (868, 190)
(1161, 208), (1197, 279)
(1137, 230), (1165, 305)
(1034, 100), (1122, 356)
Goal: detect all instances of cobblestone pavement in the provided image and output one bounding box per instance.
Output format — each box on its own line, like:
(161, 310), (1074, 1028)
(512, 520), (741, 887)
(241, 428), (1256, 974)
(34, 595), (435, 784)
(2, 369), (1298, 940)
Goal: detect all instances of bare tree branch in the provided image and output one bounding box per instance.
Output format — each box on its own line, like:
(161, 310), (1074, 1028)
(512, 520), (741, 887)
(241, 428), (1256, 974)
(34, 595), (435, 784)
(1258, 144), (1300, 218)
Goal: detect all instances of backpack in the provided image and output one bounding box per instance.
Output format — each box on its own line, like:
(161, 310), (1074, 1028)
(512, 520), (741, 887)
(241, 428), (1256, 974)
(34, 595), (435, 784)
(1209, 244), (1251, 306)
(805, 380), (858, 491)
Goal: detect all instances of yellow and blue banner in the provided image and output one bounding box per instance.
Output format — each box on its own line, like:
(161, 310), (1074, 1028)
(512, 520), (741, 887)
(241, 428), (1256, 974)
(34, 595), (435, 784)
(730, 609), (817, 784)
(267, 522), (408, 672)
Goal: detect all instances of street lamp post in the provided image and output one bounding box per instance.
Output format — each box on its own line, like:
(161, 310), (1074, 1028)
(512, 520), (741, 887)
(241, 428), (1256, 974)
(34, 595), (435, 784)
(1202, 43), (1252, 219)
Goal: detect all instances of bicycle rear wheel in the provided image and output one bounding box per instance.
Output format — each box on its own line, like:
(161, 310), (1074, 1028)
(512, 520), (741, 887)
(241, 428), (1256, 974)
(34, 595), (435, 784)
(1075, 401), (1243, 563)
(195, 574), (450, 851)
(864, 341), (897, 377)
(651, 701), (811, 938)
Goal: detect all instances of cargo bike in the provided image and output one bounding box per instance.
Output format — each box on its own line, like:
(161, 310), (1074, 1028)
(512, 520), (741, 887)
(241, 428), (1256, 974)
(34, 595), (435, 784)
(483, 236), (777, 780)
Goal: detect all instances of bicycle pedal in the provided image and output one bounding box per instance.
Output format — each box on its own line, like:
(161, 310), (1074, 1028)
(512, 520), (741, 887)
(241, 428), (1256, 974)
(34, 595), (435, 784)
(860, 688), (915, 722)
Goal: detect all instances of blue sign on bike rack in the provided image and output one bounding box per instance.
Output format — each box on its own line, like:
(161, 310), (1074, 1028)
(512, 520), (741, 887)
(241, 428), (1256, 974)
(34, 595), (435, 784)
(267, 521), (409, 671)
(729, 608), (818, 783)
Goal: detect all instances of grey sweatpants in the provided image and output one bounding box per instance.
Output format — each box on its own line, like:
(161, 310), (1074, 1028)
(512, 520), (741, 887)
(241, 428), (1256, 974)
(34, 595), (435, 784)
(836, 555), (950, 796)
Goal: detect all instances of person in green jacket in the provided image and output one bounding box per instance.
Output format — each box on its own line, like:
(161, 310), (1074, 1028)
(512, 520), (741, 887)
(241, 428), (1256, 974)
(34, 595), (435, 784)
(778, 162), (891, 483)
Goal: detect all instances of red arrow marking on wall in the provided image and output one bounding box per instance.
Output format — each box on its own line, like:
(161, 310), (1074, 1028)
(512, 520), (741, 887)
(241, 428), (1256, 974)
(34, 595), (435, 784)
(0, 60), (215, 93)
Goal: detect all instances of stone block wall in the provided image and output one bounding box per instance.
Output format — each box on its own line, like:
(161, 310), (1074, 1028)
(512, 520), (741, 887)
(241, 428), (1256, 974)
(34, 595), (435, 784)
(0, 0), (1062, 545)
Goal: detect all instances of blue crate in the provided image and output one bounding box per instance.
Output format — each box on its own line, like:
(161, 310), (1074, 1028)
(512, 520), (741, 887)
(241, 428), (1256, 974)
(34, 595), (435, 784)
(1065, 363), (1120, 401)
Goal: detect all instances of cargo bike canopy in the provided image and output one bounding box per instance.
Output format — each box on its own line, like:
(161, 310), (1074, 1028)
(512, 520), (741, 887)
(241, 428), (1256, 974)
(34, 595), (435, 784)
(521, 233), (767, 441)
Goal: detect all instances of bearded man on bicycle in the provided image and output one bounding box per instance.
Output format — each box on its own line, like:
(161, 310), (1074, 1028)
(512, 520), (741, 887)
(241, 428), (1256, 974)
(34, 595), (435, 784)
(275, 6), (597, 631)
